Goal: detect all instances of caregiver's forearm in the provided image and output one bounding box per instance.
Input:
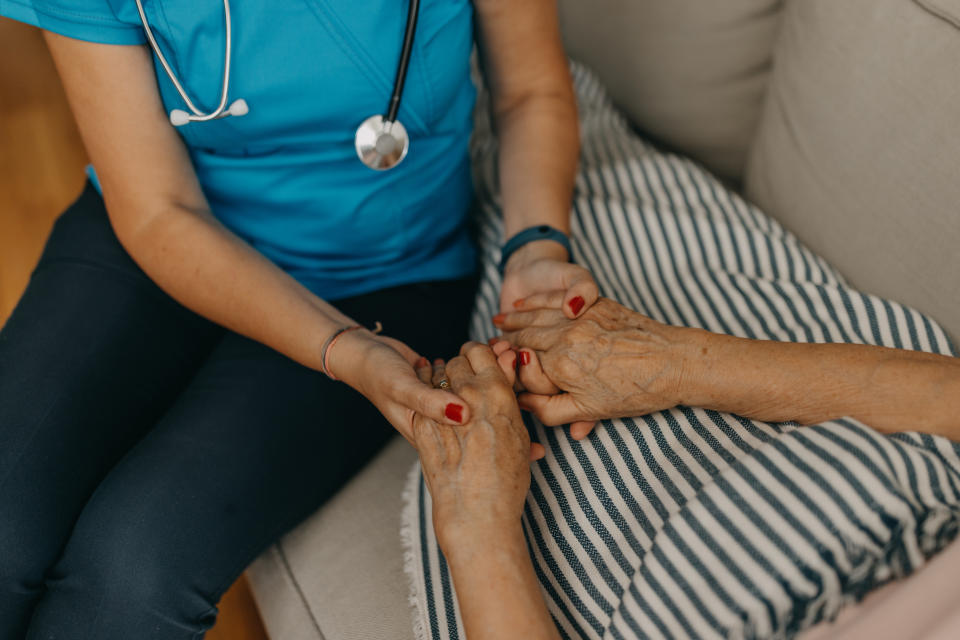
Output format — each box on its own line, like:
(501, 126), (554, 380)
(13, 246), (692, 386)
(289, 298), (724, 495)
(494, 92), (579, 238)
(115, 201), (354, 373)
(681, 332), (960, 439)
(443, 525), (560, 640)
(474, 0), (579, 239)
(44, 33), (354, 375)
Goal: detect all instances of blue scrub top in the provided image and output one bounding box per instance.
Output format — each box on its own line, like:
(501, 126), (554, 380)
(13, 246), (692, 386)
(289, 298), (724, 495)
(4, 0), (478, 300)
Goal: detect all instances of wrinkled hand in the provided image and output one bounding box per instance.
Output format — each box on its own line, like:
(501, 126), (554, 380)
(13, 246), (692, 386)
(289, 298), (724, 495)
(328, 330), (471, 444)
(499, 297), (698, 439)
(499, 240), (598, 319)
(411, 343), (541, 548)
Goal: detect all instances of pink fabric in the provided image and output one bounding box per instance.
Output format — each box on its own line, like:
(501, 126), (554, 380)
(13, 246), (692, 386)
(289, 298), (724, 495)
(801, 540), (960, 639)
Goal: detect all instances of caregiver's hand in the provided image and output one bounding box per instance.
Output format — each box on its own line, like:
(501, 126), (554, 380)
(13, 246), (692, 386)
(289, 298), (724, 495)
(500, 297), (700, 436)
(410, 342), (532, 546)
(326, 329), (471, 443)
(499, 240), (599, 319)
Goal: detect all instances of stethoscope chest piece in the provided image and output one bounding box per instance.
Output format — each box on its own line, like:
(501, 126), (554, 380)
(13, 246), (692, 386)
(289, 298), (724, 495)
(355, 115), (410, 170)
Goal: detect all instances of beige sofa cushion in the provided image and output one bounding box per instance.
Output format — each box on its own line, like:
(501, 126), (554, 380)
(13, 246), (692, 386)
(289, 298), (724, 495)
(557, 0), (783, 182)
(745, 0), (960, 341)
(248, 438), (416, 640)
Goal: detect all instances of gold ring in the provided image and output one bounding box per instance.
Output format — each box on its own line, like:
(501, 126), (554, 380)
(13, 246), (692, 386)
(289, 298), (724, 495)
(438, 379), (450, 390)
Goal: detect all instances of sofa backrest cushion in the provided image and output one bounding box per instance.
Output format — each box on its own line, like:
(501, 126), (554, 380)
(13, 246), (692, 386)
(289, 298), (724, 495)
(556, 0), (783, 183)
(745, 0), (960, 341)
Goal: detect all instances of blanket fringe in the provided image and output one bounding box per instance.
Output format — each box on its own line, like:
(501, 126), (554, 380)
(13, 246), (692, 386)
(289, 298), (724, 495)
(400, 461), (428, 640)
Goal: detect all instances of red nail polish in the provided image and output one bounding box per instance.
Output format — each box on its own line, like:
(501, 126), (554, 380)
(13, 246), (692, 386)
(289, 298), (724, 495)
(513, 299), (525, 309)
(445, 403), (463, 423)
(492, 313), (506, 326)
(569, 296), (585, 315)
(416, 356), (429, 367)
(519, 351), (531, 366)
(434, 358), (444, 366)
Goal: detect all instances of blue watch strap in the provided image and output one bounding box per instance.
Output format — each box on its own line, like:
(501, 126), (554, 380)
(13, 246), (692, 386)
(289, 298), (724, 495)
(498, 225), (572, 274)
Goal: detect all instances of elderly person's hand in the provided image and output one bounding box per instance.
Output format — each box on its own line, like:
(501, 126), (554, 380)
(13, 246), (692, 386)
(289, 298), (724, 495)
(497, 296), (701, 439)
(412, 342), (543, 548)
(499, 294), (960, 443)
(412, 344), (561, 639)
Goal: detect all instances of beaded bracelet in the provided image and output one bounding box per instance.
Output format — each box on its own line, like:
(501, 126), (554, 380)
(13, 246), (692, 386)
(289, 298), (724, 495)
(320, 321), (383, 381)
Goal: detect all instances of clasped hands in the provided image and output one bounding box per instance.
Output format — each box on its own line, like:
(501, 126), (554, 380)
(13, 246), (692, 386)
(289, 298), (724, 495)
(408, 294), (704, 547)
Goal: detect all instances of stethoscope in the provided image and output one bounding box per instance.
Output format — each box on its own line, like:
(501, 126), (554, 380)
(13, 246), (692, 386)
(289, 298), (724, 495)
(133, 0), (420, 171)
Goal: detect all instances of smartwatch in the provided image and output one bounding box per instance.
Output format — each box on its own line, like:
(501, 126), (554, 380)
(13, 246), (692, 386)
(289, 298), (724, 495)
(498, 225), (572, 274)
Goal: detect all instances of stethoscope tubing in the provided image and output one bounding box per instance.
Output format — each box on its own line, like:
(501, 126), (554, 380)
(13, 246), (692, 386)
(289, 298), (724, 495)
(134, 0), (235, 122)
(385, 0), (420, 124)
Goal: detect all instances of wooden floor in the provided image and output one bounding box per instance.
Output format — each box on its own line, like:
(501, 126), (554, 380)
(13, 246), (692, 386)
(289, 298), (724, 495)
(0, 17), (269, 640)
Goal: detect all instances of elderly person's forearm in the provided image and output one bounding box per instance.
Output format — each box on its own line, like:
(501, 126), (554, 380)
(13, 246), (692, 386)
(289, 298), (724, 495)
(685, 333), (960, 438)
(443, 524), (560, 640)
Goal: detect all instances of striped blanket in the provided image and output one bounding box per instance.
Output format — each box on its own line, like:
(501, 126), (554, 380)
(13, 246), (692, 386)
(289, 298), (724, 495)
(401, 62), (960, 640)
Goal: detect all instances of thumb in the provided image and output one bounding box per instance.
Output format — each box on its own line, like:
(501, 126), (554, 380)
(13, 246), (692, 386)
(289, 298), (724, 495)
(517, 392), (587, 426)
(379, 335), (422, 365)
(562, 272), (599, 319)
(397, 375), (471, 426)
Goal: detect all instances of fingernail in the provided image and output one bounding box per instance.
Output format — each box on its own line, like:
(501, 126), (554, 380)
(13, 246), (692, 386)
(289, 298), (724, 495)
(487, 336), (499, 346)
(513, 298), (525, 309)
(433, 358), (444, 366)
(519, 351), (531, 366)
(569, 296), (585, 315)
(445, 403), (464, 423)
(416, 356), (429, 367)
(492, 313), (506, 326)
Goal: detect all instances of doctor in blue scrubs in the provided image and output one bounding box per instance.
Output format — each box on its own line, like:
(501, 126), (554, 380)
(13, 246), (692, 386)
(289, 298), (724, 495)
(0, 0), (596, 637)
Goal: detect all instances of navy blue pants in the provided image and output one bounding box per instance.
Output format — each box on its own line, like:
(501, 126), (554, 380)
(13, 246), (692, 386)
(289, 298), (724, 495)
(0, 183), (475, 639)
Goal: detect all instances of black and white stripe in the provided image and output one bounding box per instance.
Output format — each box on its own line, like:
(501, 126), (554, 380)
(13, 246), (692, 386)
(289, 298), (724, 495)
(401, 62), (959, 640)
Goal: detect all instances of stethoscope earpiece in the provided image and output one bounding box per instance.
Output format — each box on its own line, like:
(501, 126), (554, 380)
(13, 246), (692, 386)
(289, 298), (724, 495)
(228, 98), (249, 117)
(170, 99), (248, 127)
(169, 109), (191, 127)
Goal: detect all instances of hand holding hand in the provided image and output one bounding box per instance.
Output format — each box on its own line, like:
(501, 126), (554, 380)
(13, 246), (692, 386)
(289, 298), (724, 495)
(499, 240), (598, 319)
(499, 297), (701, 438)
(327, 330), (471, 443)
(410, 342), (537, 549)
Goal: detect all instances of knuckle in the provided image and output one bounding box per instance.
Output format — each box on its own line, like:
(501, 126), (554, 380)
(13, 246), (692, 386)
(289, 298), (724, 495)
(568, 324), (593, 342)
(488, 383), (515, 406)
(510, 329), (530, 345)
(464, 342), (488, 358)
(554, 355), (582, 380)
(417, 396), (434, 416)
(458, 382), (480, 403)
(594, 331), (612, 351)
